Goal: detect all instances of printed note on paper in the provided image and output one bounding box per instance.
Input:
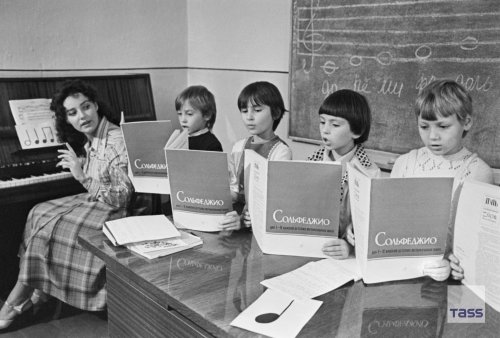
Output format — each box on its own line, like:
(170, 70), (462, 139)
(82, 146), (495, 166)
(9, 99), (61, 149)
(230, 289), (322, 338)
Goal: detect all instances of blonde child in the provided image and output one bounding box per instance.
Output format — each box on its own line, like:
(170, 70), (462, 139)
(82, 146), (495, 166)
(175, 85), (223, 151)
(308, 89), (380, 259)
(391, 79), (494, 281)
(219, 81), (292, 230)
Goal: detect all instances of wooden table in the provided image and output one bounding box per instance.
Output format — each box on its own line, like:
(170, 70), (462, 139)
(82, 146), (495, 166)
(79, 230), (500, 337)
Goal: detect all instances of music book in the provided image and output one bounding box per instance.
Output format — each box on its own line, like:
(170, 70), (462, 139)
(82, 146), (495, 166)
(126, 230), (203, 259)
(9, 98), (62, 150)
(165, 149), (233, 232)
(453, 180), (500, 312)
(246, 149), (343, 258)
(347, 162), (454, 284)
(103, 214), (180, 246)
(121, 120), (188, 193)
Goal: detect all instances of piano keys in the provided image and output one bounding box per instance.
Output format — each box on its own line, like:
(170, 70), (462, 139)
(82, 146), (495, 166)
(0, 171), (73, 189)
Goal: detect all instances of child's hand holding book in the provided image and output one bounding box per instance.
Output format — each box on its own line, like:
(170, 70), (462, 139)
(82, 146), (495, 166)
(448, 253), (464, 280)
(422, 259), (451, 282)
(322, 238), (352, 259)
(219, 210), (241, 231)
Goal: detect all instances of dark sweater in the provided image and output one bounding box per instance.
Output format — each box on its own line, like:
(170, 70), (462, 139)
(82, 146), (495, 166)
(188, 131), (223, 152)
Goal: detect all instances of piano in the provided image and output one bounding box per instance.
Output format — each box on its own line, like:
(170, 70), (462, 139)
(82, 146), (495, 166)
(0, 75), (157, 297)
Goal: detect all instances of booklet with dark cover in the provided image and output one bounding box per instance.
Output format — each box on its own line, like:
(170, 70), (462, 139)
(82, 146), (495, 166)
(166, 149), (233, 232)
(122, 120), (173, 177)
(121, 120), (188, 193)
(246, 149), (343, 258)
(347, 162), (453, 284)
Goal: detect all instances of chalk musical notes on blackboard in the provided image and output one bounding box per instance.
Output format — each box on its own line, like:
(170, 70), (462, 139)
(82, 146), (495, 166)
(290, 0), (500, 167)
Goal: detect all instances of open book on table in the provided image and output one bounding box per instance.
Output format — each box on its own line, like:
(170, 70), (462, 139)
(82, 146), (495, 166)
(121, 120), (188, 194)
(126, 230), (202, 259)
(347, 162), (454, 284)
(103, 214), (180, 246)
(166, 149), (233, 232)
(246, 149), (343, 258)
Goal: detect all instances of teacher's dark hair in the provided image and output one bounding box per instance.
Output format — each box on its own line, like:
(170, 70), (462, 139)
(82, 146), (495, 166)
(51, 79), (116, 151)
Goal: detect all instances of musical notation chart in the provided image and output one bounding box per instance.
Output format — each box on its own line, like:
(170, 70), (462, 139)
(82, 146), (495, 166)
(290, 0), (500, 167)
(9, 98), (62, 150)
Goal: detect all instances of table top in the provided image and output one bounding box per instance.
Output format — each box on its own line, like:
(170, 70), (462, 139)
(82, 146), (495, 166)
(79, 229), (500, 338)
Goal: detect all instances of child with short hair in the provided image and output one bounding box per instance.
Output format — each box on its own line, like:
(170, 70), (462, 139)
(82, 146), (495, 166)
(219, 81), (292, 230)
(175, 85), (223, 151)
(391, 79), (494, 281)
(308, 89), (380, 259)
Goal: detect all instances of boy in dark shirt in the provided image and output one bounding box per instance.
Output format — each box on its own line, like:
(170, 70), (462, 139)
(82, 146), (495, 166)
(175, 85), (223, 151)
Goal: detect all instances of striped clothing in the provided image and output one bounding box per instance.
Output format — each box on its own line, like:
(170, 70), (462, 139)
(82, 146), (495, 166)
(18, 117), (133, 311)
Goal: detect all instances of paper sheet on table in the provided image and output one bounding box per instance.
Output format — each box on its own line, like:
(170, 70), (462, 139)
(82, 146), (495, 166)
(261, 258), (361, 299)
(230, 289), (322, 338)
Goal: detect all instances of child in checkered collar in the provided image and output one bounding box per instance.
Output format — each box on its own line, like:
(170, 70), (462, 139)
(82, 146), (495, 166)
(308, 89), (380, 259)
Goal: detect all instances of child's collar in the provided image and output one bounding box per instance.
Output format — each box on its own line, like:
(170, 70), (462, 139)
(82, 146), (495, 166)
(189, 128), (209, 137)
(328, 144), (357, 162)
(425, 146), (468, 161)
(251, 134), (278, 144)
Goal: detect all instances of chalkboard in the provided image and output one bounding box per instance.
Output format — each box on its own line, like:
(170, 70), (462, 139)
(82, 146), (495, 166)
(290, 0), (500, 168)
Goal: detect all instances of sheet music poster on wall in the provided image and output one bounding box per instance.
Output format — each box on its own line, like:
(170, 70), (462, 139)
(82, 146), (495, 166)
(290, 0), (500, 167)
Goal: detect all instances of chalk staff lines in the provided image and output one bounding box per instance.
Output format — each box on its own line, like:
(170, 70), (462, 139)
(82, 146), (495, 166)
(302, 0), (488, 11)
(294, 1), (500, 70)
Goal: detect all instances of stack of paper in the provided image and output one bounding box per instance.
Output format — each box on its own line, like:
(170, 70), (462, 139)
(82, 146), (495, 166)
(127, 231), (202, 259)
(103, 214), (181, 246)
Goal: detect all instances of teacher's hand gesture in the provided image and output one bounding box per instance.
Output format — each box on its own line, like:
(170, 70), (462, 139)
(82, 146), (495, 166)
(57, 143), (85, 182)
